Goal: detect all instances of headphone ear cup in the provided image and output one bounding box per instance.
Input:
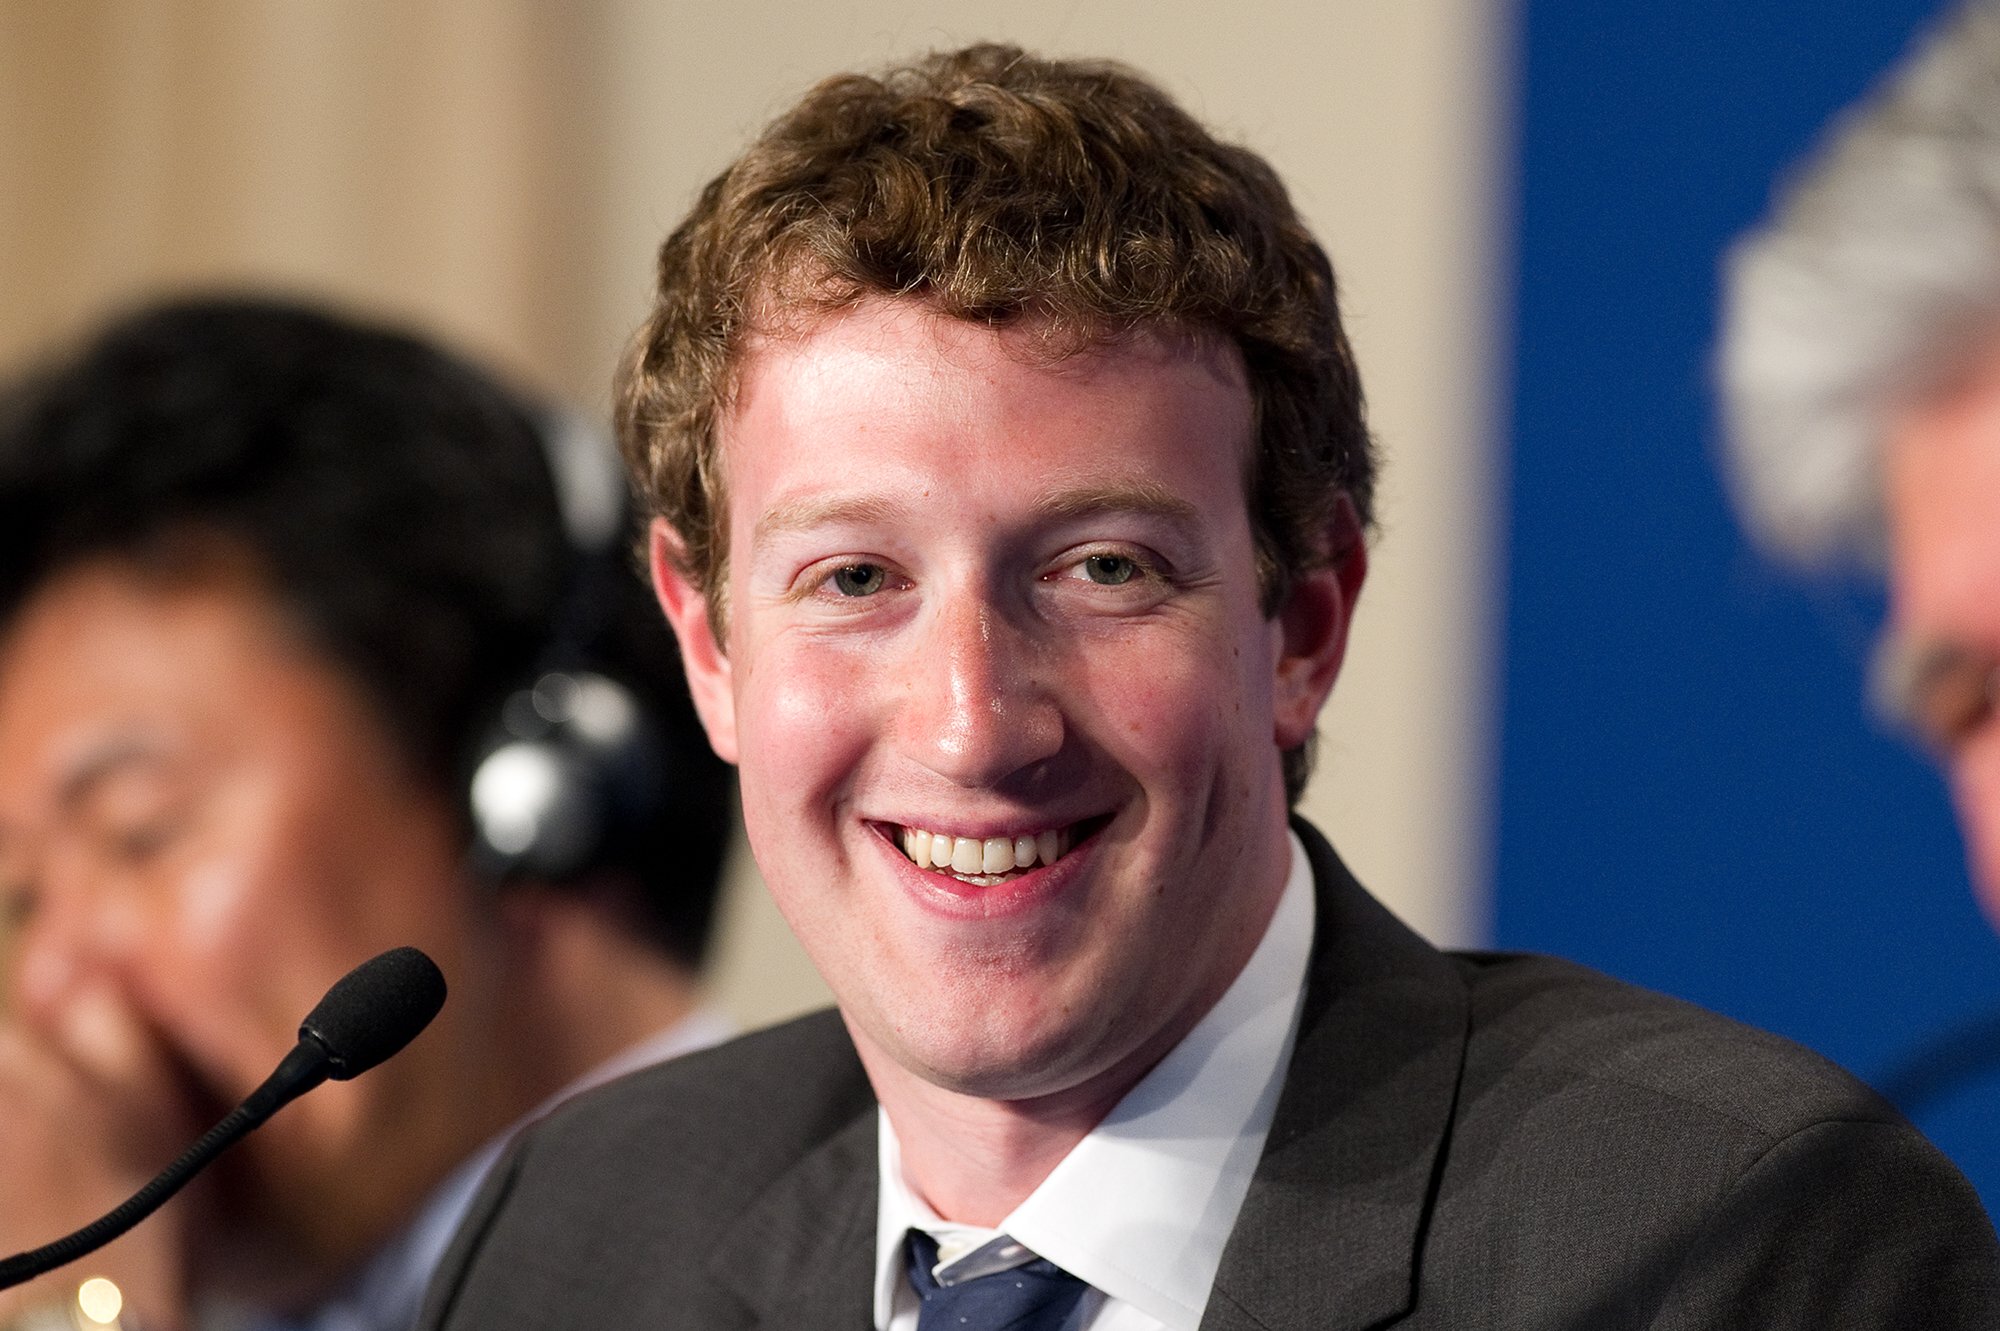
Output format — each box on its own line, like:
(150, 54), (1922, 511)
(465, 670), (660, 884)
(468, 737), (605, 880)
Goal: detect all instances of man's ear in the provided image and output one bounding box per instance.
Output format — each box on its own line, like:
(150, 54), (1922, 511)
(650, 518), (739, 765)
(1271, 494), (1367, 752)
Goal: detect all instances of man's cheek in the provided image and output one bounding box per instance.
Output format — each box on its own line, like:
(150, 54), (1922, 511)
(743, 653), (876, 794)
(1086, 632), (1238, 759)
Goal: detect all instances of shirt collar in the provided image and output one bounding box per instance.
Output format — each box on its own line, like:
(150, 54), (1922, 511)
(873, 830), (1316, 1331)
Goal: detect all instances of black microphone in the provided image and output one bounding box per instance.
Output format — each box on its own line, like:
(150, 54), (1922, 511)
(0, 946), (447, 1291)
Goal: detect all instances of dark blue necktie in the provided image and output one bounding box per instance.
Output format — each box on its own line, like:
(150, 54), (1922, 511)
(905, 1229), (1090, 1331)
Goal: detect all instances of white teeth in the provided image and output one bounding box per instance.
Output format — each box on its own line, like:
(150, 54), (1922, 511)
(898, 825), (1075, 880)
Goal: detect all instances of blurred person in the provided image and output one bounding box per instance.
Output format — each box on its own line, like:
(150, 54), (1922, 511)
(0, 297), (735, 1331)
(1722, 0), (2000, 925)
(422, 45), (1997, 1329)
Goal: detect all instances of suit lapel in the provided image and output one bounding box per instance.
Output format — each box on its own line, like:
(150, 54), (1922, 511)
(706, 1100), (881, 1329)
(1202, 820), (1471, 1331)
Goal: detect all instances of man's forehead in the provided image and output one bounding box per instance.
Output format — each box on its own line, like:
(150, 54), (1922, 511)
(712, 294), (1259, 577)
(717, 298), (1252, 494)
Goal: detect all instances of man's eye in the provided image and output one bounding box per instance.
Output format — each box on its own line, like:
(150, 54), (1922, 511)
(107, 822), (180, 863)
(830, 564), (888, 597)
(81, 810), (187, 867)
(1079, 554), (1138, 586)
(1872, 635), (2000, 756)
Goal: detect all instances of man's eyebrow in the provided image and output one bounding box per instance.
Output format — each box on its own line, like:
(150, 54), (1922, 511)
(750, 481), (1203, 549)
(1033, 482), (1202, 526)
(54, 738), (171, 813)
(752, 494), (909, 548)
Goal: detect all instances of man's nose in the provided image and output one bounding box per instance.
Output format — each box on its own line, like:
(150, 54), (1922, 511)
(900, 596), (1063, 788)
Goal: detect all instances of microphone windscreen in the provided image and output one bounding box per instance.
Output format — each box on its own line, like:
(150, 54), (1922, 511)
(298, 947), (448, 1080)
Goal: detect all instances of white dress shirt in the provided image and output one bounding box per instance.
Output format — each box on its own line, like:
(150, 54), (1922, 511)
(873, 831), (1316, 1331)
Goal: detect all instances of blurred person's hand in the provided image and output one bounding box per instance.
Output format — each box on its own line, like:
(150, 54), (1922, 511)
(0, 979), (208, 1331)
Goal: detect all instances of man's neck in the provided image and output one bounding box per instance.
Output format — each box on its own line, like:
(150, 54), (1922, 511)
(861, 1049), (1138, 1227)
(491, 886), (705, 1112)
(853, 954), (1264, 1227)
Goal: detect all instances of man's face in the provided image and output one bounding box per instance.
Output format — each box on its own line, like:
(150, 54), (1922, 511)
(0, 558), (492, 1284)
(1885, 351), (2000, 925)
(655, 298), (1359, 1107)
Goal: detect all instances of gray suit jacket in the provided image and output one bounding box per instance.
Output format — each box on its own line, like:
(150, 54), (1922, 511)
(420, 824), (2000, 1328)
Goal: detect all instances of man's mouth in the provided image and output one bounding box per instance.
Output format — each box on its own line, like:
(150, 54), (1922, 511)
(894, 821), (1095, 886)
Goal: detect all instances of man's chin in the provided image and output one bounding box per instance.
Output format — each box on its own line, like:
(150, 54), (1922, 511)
(917, 1057), (1078, 1103)
(848, 1007), (1136, 1108)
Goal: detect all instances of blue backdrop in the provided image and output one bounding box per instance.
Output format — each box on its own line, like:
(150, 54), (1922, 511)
(1500, 1), (2000, 1207)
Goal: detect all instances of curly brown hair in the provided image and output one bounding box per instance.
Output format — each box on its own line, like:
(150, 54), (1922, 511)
(618, 43), (1375, 800)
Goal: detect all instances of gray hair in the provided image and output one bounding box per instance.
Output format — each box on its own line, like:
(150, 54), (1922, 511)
(1720, 0), (2000, 569)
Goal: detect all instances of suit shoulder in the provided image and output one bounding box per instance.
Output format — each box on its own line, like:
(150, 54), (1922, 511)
(1450, 950), (1894, 1138)
(420, 1008), (875, 1329)
(519, 1005), (873, 1186)
(1423, 952), (1999, 1322)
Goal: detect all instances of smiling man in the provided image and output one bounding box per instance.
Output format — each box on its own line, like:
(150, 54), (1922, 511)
(422, 45), (2000, 1328)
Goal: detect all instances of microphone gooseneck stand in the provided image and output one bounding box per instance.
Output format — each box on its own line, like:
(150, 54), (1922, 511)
(0, 945), (447, 1292)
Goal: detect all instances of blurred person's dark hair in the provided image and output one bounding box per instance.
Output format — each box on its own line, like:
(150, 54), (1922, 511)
(0, 295), (730, 967)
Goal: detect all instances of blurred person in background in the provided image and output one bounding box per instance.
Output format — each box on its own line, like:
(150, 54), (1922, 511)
(0, 297), (735, 1331)
(1722, 0), (2000, 925)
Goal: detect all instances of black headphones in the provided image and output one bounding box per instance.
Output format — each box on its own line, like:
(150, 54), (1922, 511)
(463, 411), (670, 884)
